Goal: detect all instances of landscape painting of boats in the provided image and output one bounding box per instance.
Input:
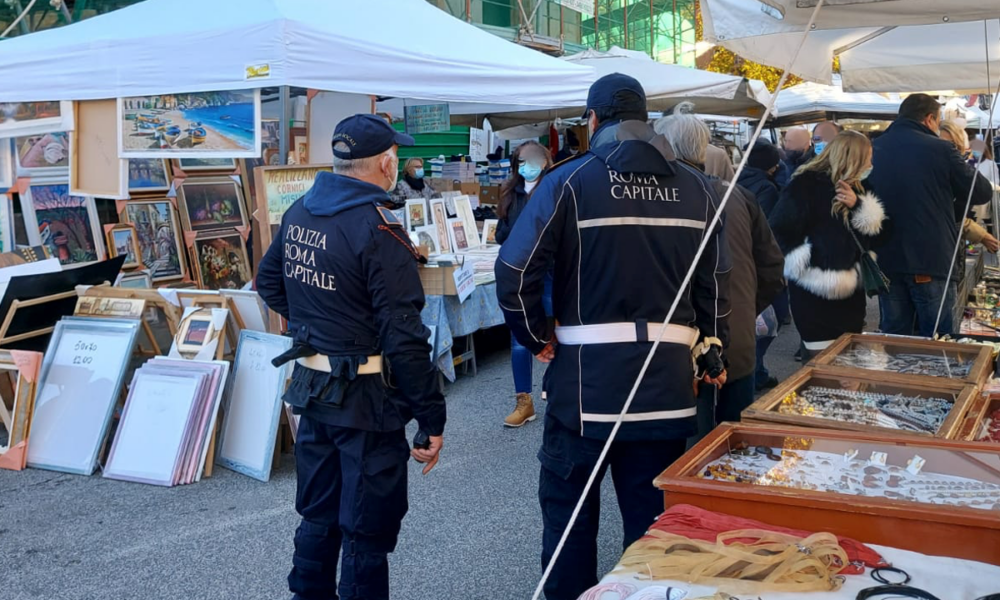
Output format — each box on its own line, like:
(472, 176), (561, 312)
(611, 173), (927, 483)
(118, 90), (261, 159)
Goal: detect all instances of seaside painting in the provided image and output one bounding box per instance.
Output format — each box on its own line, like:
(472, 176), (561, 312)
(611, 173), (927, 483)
(118, 89), (261, 159)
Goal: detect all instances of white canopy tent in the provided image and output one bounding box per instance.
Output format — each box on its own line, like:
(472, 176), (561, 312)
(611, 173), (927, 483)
(773, 76), (901, 125)
(942, 98), (1000, 130)
(701, 0), (1000, 93)
(0, 0), (593, 107)
(379, 46), (772, 131)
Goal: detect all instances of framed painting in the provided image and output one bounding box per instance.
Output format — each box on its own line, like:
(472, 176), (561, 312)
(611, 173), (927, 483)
(176, 311), (217, 353)
(448, 218), (472, 252)
(414, 225), (439, 255)
(405, 199), (428, 232)
(294, 135), (308, 164)
(481, 219), (499, 246)
(176, 158), (238, 173)
(106, 224), (142, 270)
(26, 317), (141, 475)
(117, 270), (153, 289)
(14, 131), (69, 178)
(176, 176), (248, 233)
(217, 331), (294, 482)
(430, 198), (452, 254)
(128, 159), (171, 194)
(122, 199), (187, 283)
(0, 101), (74, 137)
(21, 183), (105, 266)
(454, 195), (479, 249)
(118, 89), (262, 158)
(192, 231), (252, 290)
(0, 138), (12, 190)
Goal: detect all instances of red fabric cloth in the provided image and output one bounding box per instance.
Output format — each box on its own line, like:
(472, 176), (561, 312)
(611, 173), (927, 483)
(646, 504), (887, 575)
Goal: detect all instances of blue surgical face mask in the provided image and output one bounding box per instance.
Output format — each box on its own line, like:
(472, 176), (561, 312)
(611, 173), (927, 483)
(414, 168), (425, 179)
(973, 150), (984, 161)
(519, 163), (543, 182)
(814, 141), (827, 155)
(859, 167), (873, 180)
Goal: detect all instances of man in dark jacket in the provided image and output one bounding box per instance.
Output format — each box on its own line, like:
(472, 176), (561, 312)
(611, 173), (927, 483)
(777, 127), (815, 188)
(495, 73), (729, 600)
(256, 114), (446, 600)
(655, 113), (785, 440)
(869, 94), (993, 337)
(737, 141), (781, 215)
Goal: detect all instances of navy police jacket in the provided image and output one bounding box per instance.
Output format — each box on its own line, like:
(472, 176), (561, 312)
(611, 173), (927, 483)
(495, 121), (730, 442)
(256, 172), (446, 436)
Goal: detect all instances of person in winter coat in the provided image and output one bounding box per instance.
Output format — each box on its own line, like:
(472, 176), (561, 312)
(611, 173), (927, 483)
(737, 142), (781, 215)
(389, 157), (435, 207)
(655, 113), (784, 441)
(939, 120), (1000, 252)
(769, 130), (886, 357)
(496, 140), (553, 427)
(777, 127), (815, 188)
(868, 94), (993, 337)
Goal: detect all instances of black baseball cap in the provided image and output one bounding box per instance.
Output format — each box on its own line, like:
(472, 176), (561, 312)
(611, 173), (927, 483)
(331, 114), (415, 159)
(582, 72), (647, 119)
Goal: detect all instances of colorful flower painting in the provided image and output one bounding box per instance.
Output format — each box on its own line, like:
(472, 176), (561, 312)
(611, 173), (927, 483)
(177, 178), (248, 232)
(193, 233), (251, 290)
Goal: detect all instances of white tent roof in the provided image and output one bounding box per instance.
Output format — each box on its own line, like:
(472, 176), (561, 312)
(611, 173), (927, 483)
(701, 0), (1000, 93)
(774, 76), (901, 120)
(0, 0), (594, 106)
(379, 46), (771, 130)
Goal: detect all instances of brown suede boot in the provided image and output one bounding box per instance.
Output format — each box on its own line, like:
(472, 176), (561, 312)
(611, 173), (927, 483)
(503, 393), (536, 428)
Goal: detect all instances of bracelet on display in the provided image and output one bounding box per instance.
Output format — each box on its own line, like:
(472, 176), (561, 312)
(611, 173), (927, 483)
(856, 584), (943, 600)
(778, 387), (951, 433)
(871, 565), (911, 585)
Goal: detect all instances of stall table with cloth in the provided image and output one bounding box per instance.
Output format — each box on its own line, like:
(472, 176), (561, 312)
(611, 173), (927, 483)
(421, 282), (504, 382)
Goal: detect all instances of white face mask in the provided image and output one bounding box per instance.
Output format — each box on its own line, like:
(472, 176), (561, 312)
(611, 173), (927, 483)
(383, 153), (398, 192)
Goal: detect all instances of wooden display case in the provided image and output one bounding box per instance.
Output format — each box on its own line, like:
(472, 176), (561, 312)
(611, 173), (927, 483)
(956, 392), (1000, 443)
(655, 423), (1000, 565)
(742, 366), (976, 439)
(809, 334), (993, 387)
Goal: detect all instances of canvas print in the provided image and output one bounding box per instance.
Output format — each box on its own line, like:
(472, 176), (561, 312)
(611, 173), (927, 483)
(193, 233), (251, 290)
(185, 320), (211, 345)
(128, 159), (171, 193)
(107, 225), (142, 269)
(119, 90), (262, 158)
(414, 226), (438, 255)
(482, 219), (499, 246)
(177, 178), (248, 232)
(124, 200), (187, 282)
(406, 199), (427, 231)
(177, 158), (237, 172)
(0, 101), (73, 137)
(430, 199), (452, 254)
(21, 184), (102, 266)
(449, 218), (470, 252)
(14, 132), (69, 176)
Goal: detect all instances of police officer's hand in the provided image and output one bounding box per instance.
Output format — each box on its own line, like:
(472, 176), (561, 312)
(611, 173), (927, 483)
(535, 341), (557, 363)
(703, 370), (727, 389)
(411, 435), (443, 475)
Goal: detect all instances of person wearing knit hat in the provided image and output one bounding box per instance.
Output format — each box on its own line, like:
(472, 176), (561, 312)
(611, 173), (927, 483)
(738, 141), (781, 215)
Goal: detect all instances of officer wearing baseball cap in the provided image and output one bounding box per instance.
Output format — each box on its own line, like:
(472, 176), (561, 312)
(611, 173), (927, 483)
(257, 113), (446, 600)
(496, 73), (729, 599)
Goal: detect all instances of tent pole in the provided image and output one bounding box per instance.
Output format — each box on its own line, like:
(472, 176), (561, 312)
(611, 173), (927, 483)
(279, 86), (290, 166)
(11, 0), (32, 35)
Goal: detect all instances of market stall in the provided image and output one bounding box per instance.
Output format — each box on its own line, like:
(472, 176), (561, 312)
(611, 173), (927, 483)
(771, 76), (901, 128)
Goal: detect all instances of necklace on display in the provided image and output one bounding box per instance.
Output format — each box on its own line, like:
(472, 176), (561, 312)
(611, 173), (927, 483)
(778, 388), (950, 433)
(831, 345), (973, 378)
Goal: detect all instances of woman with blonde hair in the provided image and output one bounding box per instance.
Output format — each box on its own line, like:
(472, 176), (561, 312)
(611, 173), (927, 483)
(769, 130), (886, 356)
(939, 120), (1000, 251)
(389, 157), (434, 206)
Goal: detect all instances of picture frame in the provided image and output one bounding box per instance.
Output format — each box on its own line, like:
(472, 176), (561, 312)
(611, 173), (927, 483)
(176, 310), (217, 354)
(69, 99), (129, 199)
(26, 317), (141, 475)
(21, 182), (105, 267)
(0, 349), (40, 471)
(448, 218), (472, 252)
(106, 224), (143, 270)
(122, 199), (188, 283)
(13, 131), (70, 178)
(481, 219), (499, 246)
(454, 195), (480, 249)
(191, 231), (252, 290)
(429, 198), (452, 254)
(0, 101), (74, 138)
(176, 158), (238, 173)
(128, 159), (172, 194)
(219, 289), (269, 333)
(176, 176), (249, 233)
(294, 135), (308, 164)
(414, 225), (439, 255)
(405, 199), (428, 232)
(0, 194), (15, 254)
(0, 138), (13, 190)
(216, 331), (294, 482)
(118, 89), (262, 159)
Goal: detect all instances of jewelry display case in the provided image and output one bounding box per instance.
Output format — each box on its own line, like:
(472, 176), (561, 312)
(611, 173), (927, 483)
(956, 392), (1000, 443)
(741, 366), (976, 439)
(655, 423), (1000, 565)
(808, 334), (993, 387)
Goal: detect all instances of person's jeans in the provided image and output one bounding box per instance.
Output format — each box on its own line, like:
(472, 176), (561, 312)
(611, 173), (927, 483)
(879, 276), (958, 337)
(509, 274), (554, 395)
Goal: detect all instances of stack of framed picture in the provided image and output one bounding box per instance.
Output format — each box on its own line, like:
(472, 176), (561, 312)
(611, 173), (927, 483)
(408, 194), (488, 256)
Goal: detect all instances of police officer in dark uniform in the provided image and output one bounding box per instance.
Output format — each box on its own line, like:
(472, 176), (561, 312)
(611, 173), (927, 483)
(256, 114), (446, 600)
(495, 74), (729, 600)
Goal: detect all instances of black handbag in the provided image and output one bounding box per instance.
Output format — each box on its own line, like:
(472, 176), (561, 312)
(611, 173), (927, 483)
(846, 226), (890, 297)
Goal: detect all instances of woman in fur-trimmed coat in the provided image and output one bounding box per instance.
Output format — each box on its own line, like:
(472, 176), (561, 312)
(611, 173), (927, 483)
(769, 130), (886, 356)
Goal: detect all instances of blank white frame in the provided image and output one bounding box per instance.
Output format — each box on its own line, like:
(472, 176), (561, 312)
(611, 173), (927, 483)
(220, 289), (269, 333)
(103, 371), (205, 486)
(216, 331), (293, 482)
(26, 317), (140, 475)
(0, 138), (12, 190)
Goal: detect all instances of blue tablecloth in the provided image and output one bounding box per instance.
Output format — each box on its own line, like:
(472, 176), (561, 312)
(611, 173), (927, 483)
(421, 282), (505, 381)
